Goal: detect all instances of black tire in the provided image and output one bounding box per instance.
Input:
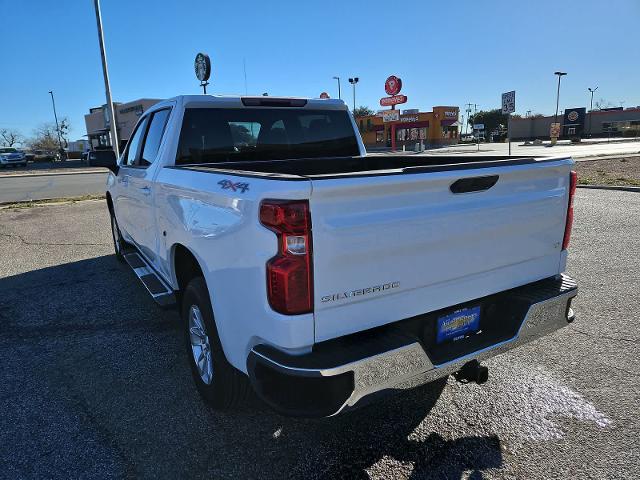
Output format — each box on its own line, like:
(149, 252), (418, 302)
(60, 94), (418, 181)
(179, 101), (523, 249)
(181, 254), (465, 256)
(109, 208), (127, 262)
(182, 277), (248, 409)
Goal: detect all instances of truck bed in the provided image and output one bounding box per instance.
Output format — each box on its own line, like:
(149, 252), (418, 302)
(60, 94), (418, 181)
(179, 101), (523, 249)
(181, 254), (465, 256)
(171, 154), (560, 179)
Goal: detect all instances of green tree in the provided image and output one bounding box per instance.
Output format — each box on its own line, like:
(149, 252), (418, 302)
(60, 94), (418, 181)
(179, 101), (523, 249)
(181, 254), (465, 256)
(353, 106), (375, 117)
(468, 109), (509, 134)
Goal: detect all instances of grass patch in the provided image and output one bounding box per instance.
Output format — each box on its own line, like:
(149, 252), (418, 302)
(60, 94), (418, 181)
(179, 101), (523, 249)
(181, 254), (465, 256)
(575, 156), (640, 187)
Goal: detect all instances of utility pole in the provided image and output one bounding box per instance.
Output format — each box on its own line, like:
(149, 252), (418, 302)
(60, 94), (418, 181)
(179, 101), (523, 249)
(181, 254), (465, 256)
(333, 76), (341, 100)
(588, 86), (598, 138)
(93, 0), (119, 158)
(348, 77), (359, 113)
(48, 90), (64, 159)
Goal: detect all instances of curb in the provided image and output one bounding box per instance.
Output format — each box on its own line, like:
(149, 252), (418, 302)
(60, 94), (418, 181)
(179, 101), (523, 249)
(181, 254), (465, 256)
(577, 184), (640, 192)
(574, 153), (640, 162)
(0, 169), (107, 179)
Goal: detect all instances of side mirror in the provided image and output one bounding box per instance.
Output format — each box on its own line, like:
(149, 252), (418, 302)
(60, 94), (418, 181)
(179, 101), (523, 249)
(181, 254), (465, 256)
(88, 150), (119, 174)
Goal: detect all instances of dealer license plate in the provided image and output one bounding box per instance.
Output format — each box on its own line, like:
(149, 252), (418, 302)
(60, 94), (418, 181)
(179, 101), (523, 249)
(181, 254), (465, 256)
(436, 306), (481, 344)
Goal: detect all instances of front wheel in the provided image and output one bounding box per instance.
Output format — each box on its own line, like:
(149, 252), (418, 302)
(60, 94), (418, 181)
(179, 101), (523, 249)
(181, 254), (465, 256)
(182, 277), (248, 409)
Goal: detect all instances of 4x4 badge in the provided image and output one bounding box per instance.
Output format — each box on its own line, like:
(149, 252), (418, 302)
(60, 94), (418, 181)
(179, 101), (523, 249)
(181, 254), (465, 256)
(218, 179), (250, 193)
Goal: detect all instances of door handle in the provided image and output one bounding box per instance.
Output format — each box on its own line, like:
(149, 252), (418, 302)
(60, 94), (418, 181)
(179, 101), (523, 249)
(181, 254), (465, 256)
(139, 186), (151, 196)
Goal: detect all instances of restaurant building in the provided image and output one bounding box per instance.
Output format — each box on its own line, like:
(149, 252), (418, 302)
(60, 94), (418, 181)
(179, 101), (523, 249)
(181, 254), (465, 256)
(509, 107), (640, 140)
(356, 106), (460, 150)
(84, 98), (161, 151)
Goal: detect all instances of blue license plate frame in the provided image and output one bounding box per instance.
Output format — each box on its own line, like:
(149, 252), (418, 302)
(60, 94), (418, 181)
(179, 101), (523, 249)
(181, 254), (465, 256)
(436, 305), (481, 344)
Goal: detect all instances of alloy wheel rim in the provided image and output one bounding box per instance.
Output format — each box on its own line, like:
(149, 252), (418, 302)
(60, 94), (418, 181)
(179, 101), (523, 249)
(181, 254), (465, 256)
(188, 305), (213, 385)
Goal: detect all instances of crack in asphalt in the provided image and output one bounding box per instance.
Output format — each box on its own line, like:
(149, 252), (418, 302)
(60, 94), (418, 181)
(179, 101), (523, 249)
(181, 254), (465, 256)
(0, 231), (109, 247)
(569, 326), (638, 344)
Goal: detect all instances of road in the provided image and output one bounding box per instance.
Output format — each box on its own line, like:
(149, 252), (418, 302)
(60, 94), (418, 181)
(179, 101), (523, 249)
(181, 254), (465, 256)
(0, 140), (638, 205)
(0, 171), (108, 203)
(0, 190), (638, 479)
(415, 139), (640, 158)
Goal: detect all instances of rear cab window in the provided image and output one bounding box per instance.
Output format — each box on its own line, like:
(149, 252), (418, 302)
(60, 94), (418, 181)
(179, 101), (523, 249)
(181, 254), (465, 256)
(175, 108), (359, 164)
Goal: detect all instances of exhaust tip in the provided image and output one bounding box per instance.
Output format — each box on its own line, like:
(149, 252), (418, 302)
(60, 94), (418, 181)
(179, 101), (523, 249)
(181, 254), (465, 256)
(454, 360), (489, 385)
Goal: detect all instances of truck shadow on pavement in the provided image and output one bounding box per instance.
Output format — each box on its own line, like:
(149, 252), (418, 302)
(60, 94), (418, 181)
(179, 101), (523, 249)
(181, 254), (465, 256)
(0, 254), (502, 479)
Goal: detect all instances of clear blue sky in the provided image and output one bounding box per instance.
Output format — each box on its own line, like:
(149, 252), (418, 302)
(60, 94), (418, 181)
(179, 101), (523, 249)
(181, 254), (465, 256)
(1, 0), (638, 141)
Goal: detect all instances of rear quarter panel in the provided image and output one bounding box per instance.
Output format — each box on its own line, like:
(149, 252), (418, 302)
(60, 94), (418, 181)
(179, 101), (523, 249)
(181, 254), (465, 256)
(153, 167), (314, 372)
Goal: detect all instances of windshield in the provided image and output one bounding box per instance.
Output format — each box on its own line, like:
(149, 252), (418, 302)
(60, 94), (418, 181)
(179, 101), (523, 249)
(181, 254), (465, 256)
(175, 107), (359, 164)
(0, 148), (17, 153)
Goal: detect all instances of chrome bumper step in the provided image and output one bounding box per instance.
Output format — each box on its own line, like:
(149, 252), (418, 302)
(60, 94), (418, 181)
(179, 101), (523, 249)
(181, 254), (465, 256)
(124, 252), (176, 307)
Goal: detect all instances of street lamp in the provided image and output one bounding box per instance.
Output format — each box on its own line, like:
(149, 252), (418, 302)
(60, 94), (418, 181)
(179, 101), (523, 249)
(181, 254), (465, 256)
(588, 86), (598, 137)
(553, 71), (567, 125)
(333, 76), (341, 100)
(348, 77), (359, 113)
(48, 90), (64, 159)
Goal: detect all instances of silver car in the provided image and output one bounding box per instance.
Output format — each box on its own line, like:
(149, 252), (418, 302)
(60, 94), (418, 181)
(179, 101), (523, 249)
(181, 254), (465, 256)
(0, 147), (27, 167)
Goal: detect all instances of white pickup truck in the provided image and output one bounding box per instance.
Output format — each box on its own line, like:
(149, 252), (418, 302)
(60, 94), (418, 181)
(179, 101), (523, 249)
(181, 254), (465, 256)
(102, 95), (578, 417)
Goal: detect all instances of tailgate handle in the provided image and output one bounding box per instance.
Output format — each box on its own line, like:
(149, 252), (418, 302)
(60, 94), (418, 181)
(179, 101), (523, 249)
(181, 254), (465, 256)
(450, 175), (499, 194)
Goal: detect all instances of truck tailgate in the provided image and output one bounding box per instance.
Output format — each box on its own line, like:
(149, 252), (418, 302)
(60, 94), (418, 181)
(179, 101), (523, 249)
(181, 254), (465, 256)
(310, 158), (573, 342)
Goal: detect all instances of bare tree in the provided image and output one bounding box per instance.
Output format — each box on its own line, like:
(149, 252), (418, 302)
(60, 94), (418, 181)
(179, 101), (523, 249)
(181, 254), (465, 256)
(28, 123), (60, 151)
(0, 128), (25, 147)
(594, 99), (615, 110)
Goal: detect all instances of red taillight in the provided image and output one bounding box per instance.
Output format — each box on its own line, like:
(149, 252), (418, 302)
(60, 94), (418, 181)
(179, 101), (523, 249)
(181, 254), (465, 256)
(562, 171), (577, 250)
(260, 200), (313, 315)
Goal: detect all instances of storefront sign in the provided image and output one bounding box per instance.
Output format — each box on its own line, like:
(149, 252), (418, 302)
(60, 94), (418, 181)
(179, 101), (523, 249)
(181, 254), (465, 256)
(473, 123), (485, 130)
(403, 109), (419, 114)
(550, 122), (561, 138)
(444, 110), (458, 118)
(380, 95), (408, 107)
(382, 110), (400, 122)
(194, 52), (211, 82)
(399, 115), (419, 123)
(119, 104), (144, 116)
(562, 108), (586, 137)
(385, 75), (402, 96)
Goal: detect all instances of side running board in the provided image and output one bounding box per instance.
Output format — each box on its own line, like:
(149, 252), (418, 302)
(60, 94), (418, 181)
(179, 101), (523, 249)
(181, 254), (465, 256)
(124, 252), (176, 307)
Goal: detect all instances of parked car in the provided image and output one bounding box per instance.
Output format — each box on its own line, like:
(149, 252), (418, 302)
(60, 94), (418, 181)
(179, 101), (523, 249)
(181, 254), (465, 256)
(0, 147), (27, 167)
(22, 150), (35, 162)
(86, 149), (116, 167)
(102, 95), (578, 417)
(31, 150), (57, 162)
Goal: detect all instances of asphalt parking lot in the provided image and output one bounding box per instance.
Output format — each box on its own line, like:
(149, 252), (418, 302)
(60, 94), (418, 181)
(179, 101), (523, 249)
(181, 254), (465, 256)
(0, 190), (638, 479)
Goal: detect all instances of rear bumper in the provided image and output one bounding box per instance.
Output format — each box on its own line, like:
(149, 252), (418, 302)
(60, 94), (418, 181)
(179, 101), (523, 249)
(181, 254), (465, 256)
(247, 274), (577, 418)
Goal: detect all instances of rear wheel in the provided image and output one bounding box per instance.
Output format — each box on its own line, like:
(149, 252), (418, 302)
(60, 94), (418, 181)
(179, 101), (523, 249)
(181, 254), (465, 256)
(182, 277), (248, 409)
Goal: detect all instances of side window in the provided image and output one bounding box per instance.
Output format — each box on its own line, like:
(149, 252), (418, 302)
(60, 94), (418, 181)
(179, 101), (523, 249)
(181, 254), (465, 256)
(140, 109), (171, 166)
(123, 116), (149, 166)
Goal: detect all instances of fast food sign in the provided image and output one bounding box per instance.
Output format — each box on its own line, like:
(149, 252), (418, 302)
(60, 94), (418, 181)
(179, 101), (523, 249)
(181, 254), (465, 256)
(381, 75), (407, 107)
(385, 75), (402, 95)
(380, 95), (408, 107)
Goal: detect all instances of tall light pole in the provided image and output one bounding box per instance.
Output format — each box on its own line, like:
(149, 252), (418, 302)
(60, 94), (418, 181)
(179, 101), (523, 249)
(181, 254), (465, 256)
(553, 71), (567, 125)
(333, 76), (341, 100)
(48, 90), (64, 157)
(348, 77), (359, 112)
(93, 0), (119, 158)
(588, 86), (598, 137)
